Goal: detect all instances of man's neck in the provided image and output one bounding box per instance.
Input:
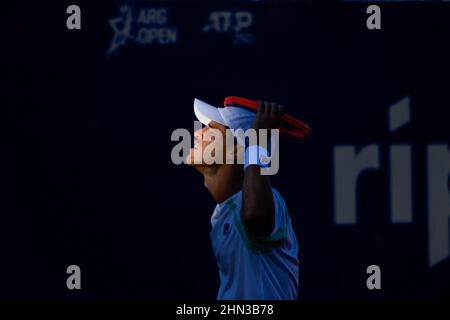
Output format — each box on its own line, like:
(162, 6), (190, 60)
(202, 165), (244, 203)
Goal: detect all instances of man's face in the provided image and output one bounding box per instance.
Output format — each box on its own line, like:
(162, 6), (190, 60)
(186, 121), (230, 167)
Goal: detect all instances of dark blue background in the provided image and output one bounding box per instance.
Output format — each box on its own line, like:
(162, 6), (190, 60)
(4, 0), (450, 299)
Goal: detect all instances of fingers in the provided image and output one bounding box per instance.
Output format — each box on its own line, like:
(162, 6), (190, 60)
(257, 100), (265, 115)
(276, 104), (284, 127)
(269, 102), (282, 127)
(255, 100), (284, 129)
(270, 102), (278, 117)
(264, 101), (271, 115)
(257, 100), (280, 113)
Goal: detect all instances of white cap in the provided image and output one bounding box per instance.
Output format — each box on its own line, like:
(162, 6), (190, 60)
(193, 98), (255, 145)
(193, 98), (227, 127)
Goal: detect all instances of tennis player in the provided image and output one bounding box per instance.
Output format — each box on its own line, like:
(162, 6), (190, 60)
(186, 98), (299, 300)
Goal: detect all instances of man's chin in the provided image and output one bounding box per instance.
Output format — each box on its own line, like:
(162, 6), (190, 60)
(185, 155), (220, 176)
(185, 149), (223, 173)
(185, 150), (198, 166)
(185, 153), (206, 170)
(185, 149), (206, 167)
(186, 159), (212, 170)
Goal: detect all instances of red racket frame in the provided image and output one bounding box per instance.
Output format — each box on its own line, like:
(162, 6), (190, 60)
(223, 96), (311, 138)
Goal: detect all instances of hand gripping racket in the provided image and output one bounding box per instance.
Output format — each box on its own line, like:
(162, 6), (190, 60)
(223, 96), (311, 138)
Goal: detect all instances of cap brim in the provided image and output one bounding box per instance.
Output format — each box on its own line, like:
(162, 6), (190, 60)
(194, 98), (227, 126)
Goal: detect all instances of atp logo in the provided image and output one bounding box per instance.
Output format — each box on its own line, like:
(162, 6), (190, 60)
(203, 11), (255, 45)
(333, 97), (450, 267)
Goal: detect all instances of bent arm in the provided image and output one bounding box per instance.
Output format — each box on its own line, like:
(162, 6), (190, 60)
(242, 165), (274, 237)
(241, 101), (283, 237)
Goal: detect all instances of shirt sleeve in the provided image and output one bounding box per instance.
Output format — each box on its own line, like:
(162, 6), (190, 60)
(232, 188), (290, 254)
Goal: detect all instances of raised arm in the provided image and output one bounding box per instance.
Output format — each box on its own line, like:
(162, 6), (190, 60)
(241, 101), (283, 237)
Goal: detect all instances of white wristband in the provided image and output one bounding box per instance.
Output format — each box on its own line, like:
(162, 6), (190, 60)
(244, 145), (270, 171)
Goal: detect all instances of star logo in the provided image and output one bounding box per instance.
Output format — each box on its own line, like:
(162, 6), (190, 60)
(108, 6), (133, 54)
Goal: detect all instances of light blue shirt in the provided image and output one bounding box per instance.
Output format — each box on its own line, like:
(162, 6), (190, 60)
(210, 188), (299, 300)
